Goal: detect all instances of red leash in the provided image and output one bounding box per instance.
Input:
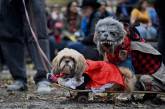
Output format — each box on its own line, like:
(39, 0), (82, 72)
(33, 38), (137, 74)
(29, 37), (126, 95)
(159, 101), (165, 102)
(22, 0), (52, 73)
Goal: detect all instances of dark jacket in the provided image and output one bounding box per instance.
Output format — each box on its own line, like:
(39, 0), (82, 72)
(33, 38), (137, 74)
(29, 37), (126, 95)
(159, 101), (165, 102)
(0, 0), (47, 41)
(0, 0), (23, 40)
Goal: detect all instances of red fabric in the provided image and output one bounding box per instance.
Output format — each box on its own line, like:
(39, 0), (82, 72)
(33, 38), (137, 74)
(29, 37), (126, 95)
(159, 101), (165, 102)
(85, 60), (125, 89)
(49, 73), (65, 82)
(106, 36), (131, 64)
(132, 50), (161, 75)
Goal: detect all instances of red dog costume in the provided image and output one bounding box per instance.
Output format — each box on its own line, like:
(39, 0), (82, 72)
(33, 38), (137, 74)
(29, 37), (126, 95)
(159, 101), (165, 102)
(50, 60), (126, 90)
(85, 60), (125, 89)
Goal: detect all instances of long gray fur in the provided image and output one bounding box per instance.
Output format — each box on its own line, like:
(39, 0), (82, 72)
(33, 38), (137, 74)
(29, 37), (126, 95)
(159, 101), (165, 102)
(93, 17), (126, 54)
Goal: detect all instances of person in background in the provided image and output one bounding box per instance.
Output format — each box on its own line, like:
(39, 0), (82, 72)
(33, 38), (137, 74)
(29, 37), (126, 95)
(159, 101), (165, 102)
(97, 0), (115, 19)
(67, 0), (101, 60)
(50, 4), (64, 21)
(80, 0), (114, 38)
(130, 0), (157, 40)
(49, 1), (81, 61)
(106, 0), (116, 16)
(147, 0), (159, 29)
(0, 0), (51, 93)
(68, 0), (114, 60)
(63, 1), (81, 39)
(47, 5), (65, 60)
(116, 0), (138, 18)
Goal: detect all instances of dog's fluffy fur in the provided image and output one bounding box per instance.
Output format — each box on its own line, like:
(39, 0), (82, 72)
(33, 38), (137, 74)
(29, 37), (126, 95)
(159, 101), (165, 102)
(52, 48), (136, 92)
(94, 17), (136, 92)
(119, 67), (137, 92)
(52, 48), (86, 81)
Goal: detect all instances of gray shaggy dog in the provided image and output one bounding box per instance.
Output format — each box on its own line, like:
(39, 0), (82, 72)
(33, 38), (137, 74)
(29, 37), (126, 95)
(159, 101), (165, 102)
(93, 17), (136, 96)
(93, 17), (126, 54)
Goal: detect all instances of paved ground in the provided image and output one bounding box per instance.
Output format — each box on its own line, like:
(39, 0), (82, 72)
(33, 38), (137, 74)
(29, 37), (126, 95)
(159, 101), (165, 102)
(0, 67), (165, 109)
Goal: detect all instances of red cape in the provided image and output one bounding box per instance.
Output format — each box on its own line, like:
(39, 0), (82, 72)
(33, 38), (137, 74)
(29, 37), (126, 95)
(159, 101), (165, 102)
(85, 60), (125, 89)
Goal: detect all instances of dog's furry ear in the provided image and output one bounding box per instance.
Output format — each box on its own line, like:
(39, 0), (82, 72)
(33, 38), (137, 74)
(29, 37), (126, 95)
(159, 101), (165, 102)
(52, 55), (61, 74)
(75, 55), (86, 77)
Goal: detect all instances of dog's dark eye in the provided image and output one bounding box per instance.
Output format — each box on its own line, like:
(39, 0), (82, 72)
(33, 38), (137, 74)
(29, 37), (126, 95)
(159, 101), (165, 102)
(98, 31), (105, 34)
(109, 32), (116, 36)
(101, 31), (105, 33)
(98, 31), (101, 34)
(98, 30), (105, 33)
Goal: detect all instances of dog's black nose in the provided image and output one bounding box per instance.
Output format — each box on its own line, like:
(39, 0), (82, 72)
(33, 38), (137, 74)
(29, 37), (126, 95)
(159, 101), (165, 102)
(104, 33), (108, 37)
(65, 60), (69, 63)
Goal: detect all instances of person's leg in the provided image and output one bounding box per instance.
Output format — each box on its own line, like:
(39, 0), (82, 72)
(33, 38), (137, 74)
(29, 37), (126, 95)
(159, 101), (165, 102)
(24, 0), (51, 93)
(25, 0), (50, 83)
(67, 42), (85, 53)
(67, 42), (100, 60)
(25, 26), (51, 93)
(0, 40), (27, 91)
(26, 40), (50, 83)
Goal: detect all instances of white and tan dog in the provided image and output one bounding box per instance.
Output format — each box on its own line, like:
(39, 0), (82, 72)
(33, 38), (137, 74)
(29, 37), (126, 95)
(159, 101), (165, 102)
(52, 48), (86, 82)
(52, 48), (136, 94)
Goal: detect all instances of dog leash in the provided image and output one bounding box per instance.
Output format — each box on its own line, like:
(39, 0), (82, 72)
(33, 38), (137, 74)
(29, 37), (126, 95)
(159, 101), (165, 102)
(22, 0), (53, 74)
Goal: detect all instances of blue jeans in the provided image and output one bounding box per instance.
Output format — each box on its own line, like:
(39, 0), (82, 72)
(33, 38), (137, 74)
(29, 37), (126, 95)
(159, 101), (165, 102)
(67, 42), (100, 60)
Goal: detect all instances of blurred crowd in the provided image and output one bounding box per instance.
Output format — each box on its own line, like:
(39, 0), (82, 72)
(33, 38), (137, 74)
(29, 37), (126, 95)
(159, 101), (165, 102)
(46, 0), (158, 61)
(0, 0), (159, 71)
